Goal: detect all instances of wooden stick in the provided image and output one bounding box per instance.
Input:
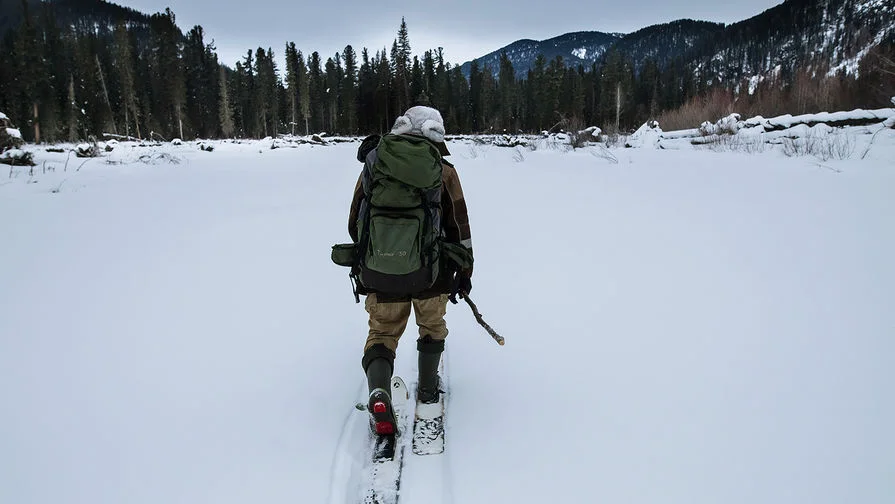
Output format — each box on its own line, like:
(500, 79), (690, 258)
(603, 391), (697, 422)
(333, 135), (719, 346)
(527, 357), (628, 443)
(462, 295), (505, 346)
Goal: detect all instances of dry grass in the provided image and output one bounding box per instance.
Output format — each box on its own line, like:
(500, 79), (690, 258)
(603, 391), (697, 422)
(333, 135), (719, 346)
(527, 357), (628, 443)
(657, 88), (737, 131)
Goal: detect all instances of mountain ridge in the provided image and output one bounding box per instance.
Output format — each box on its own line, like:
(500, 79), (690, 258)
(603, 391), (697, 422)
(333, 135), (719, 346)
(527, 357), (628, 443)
(460, 0), (895, 83)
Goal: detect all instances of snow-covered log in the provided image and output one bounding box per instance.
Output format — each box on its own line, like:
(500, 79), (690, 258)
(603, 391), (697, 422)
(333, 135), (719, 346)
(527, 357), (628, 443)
(626, 120), (662, 148)
(103, 133), (142, 142)
(743, 108), (894, 131)
(76, 142), (100, 158)
(0, 148), (34, 166)
(1, 111), (25, 152)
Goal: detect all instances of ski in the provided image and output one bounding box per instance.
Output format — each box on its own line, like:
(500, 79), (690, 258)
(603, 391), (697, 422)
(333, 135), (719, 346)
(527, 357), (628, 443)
(361, 376), (411, 504)
(412, 361), (446, 456)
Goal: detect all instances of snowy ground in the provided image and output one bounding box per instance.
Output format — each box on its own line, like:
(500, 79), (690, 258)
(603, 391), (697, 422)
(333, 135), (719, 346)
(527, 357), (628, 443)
(1, 132), (894, 504)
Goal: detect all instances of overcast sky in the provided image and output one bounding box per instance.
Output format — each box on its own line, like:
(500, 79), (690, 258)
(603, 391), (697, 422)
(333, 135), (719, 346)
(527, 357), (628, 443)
(120, 1), (784, 68)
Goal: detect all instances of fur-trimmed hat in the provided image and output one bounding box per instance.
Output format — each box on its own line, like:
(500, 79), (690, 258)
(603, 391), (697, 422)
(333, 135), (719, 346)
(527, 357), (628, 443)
(390, 106), (451, 156)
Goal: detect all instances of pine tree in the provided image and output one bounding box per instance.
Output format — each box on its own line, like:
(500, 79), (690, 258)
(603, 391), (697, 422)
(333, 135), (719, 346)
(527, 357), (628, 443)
(468, 60), (483, 132)
(267, 48), (280, 136)
(635, 58), (661, 121)
(357, 48), (376, 133)
(36, 2), (63, 142)
(308, 51), (324, 133)
(448, 66), (467, 132)
(219, 66), (235, 137)
(433, 48), (449, 111)
(410, 56), (426, 105)
(393, 18), (412, 114)
(298, 51), (310, 135)
(14, 0), (40, 141)
(113, 21), (141, 139)
(204, 41), (221, 137)
(341, 45), (358, 134)
(237, 51), (257, 136)
(324, 55), (340, 132)
(285, 42), (300, 135)
(498, 52), (516, 131)
(375, 49), (392, 131)
(184, 26), (210, 137)
(148, 8), (187, 139)
(530, 55), (547, 130)
(480, 64), (497, 131)
(599, 49), (634, 131)
(251, 47), (280, 137)
(423, 50), (436, 101)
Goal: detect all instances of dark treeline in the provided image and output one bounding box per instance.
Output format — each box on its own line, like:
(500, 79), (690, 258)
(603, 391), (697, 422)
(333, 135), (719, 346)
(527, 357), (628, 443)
(0, 1), (892, 143)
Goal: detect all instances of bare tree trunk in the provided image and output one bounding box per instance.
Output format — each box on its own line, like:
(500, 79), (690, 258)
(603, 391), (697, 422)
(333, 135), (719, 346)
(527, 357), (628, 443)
(615, 83), (621, 132)
(96, 55), (118, 135)
(33, 102), (40, 144)
(134, 106), (142, 140)
(68, 74), (78, 142)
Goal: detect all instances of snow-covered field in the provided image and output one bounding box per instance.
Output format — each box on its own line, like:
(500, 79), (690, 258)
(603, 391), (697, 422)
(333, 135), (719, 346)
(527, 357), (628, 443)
(1, 131), (894, 504)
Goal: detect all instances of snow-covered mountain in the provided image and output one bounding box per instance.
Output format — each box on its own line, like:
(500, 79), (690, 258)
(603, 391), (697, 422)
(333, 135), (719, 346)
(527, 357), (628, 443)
(459, 31), (623, 78)
(611, 19), (725, 71)
(463, 0), (895, 80)
(691, 0), (895, 81)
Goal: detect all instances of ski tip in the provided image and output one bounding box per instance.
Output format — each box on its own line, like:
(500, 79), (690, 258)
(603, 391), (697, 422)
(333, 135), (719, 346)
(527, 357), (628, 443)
(391, 376), (409, 401)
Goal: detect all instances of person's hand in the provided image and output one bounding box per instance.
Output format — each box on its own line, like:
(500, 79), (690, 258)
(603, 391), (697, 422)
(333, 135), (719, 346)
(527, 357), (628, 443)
(456, 273), (472, 297)
(449, 270), (472, 304)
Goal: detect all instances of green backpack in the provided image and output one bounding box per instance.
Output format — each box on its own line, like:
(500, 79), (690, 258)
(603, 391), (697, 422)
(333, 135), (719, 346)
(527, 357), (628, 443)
(333, 134), (443, 296)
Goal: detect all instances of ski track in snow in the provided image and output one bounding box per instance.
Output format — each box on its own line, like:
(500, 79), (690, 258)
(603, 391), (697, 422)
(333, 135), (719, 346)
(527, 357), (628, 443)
(1, 135), (894, 504)
(326, 380), (367, 504)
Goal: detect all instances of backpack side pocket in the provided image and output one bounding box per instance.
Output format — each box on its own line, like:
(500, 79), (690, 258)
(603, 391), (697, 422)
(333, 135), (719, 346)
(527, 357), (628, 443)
(331, 243), (357, 267)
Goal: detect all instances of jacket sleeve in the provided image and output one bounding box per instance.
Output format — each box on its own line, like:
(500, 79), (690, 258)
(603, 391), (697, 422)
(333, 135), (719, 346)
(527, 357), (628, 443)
(348, 173), (363, 242)
(441, 162), (473, 276)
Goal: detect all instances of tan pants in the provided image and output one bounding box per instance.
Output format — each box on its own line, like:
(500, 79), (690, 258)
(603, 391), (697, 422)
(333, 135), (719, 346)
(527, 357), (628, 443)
(364, 293), (449, 354)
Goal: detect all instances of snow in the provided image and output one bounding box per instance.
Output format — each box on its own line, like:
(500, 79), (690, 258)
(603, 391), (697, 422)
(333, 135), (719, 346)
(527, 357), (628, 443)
(748, 74), (762, 95)
(827, 28), (890, 77)
(0, 111), (8, 121)
(1, 137), (894, 504)
(6, 127), (22, 139)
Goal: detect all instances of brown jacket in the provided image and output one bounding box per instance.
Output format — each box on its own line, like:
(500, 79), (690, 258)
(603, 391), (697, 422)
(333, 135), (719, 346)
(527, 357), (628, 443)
(348, 159), (473, 296)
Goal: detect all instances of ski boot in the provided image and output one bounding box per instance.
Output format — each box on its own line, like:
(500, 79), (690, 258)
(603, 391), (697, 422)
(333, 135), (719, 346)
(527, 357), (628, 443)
(413, 336), (446, 455)
(363, 345), (398, 436)
(416, 336), (444, 404)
